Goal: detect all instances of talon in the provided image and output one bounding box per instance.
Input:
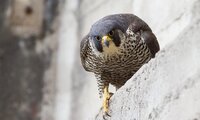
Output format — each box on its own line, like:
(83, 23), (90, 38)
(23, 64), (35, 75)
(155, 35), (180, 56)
(103, 112), (111, 120)
(103, 109), (111, 120)
(102, 86), (112, 116)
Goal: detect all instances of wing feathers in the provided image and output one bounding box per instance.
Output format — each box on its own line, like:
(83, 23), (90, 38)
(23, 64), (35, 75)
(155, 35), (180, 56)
(80, 35), (91, 71)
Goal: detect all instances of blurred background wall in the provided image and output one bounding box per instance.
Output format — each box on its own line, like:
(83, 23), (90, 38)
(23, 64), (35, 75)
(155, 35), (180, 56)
(0, 0), (199, 120)
(0, 0), (59, 120)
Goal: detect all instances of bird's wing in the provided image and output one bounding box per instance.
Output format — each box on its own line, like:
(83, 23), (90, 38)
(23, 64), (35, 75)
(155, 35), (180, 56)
(140, 30), (160, 58)
(127, 17), (160, 57)
(80, 34), (92, 72)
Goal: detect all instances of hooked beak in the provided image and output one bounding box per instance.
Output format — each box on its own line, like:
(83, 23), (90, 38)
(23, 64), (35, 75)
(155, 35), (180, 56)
(102, 35), (112, 47)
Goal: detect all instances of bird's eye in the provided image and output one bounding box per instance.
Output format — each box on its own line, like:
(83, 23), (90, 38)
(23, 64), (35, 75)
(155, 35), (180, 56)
(108, 30), (114, 36)
(95, 36), (101, 41)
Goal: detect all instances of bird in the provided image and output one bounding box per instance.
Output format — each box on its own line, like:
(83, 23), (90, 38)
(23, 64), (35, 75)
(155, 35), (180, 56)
(80, 14), (160, 116)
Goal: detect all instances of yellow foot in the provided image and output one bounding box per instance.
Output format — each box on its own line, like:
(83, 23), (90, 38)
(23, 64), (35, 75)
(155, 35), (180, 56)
(102, 86), (113, 117)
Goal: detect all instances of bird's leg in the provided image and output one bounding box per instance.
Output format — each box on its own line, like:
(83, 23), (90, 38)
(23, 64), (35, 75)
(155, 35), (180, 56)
(102, 85), (111, 115)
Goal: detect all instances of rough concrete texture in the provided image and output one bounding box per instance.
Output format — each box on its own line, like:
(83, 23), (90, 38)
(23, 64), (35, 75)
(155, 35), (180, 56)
(95, 1), (200, 120)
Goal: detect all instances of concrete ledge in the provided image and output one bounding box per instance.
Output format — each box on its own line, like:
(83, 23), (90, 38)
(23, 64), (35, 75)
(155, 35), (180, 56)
(95, 1), (200, 120)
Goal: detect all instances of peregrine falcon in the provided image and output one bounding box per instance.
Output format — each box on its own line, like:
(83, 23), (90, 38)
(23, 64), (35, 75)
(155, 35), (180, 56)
(80, 14), (160, 115)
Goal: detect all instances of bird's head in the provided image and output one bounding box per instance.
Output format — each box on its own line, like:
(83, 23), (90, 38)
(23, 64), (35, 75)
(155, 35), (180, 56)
(89, 17), (127, 55)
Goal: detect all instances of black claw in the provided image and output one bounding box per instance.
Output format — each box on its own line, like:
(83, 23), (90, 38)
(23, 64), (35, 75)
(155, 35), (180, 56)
(106, 112), (111, 117)
(103, 111), (111, 120)
(103, 115), (106, 120)
(109, 92), (114, 97)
